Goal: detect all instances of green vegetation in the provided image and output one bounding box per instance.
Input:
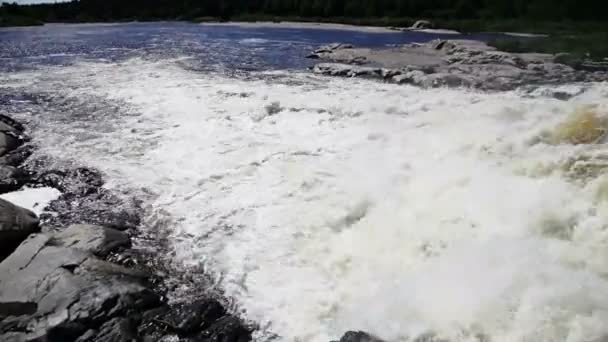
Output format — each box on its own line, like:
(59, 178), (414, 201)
(0, 3), (41, 26)
(0, 14), (42, 27)
(2, 0), (607, 25)
(489, 32), (608, 63)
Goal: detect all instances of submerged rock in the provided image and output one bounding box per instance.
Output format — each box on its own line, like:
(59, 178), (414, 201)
(0, 198), (39, 261)
(544, 106), (608, 145)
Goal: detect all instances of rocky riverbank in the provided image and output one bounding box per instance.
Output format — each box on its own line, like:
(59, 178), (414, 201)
(0, 114), (252, 342)
(308, 39), (608, 91)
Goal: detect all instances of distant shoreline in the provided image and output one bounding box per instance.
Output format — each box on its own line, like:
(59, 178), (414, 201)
(2, 19), (605, 63)
(200, 21), (398, 33)
(201, 21), (465, 34)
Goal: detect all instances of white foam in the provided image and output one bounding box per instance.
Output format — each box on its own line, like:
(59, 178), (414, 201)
(0, 187), (62, 215)
(239, 38), (270, 45)
(3, 59), (608, 342)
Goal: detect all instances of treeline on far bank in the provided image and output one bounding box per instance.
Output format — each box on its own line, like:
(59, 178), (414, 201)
(1, 0), (608, 29)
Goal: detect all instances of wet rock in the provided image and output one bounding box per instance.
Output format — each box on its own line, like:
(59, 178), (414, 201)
(35, 168), (104, 196)
(0, 165), (29, 194)
(188, 316), (251, 342)
(52, 224), (131, 258)
(411, 20), (434, 29)
(0, 114), (25, 133)
(42, 189), (141, 231)
(333, 331), (384, 342)
(264, 102), (283, 116)
(519, 84), (587, 100)
(164, 299), (226, 334)
(0, 227), (159, 341)
(0, 198), (39, 261)
(579, 60), (608, 72)
(139, 299), (251, 342)
(307, 43), (355, 59)
(312, 63), (353, 77)
(310, 39), (607, 91)
(29, 167), (141, 230)
(0, 145), (34, 168)
(392, 70), (426, 84)
(312, 64), (382, 78)
(75, 317), (137, 342)
(315, 43), (354, 54)
(0, 114), (26, 157)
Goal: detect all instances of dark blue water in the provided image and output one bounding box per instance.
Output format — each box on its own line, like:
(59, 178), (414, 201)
(0, 22), (505, 73)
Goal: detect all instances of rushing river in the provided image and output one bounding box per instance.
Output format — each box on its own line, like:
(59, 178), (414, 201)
(2, 22), (608, 342)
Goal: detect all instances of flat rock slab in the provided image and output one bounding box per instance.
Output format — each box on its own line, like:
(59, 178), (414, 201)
(309, 40), (607, 91)
(0, 198), (39, 261)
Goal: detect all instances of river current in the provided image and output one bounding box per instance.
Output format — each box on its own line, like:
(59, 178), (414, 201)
(2, 22), (608, 342)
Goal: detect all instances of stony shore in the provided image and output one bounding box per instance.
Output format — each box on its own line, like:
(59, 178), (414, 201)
(308, 39), (608, 92)
(0, 115), (252, 342)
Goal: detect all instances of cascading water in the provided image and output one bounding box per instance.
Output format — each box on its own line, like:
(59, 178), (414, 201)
(2, 23), (608, 342)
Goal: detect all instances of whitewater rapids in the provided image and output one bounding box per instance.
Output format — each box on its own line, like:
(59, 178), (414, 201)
(2, 58), (608, 342)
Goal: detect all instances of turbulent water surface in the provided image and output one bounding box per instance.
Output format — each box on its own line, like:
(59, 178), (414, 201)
(2, 22), (608, 342)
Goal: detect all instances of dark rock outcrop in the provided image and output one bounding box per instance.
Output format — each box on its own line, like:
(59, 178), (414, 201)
(75, 317), (137, 342)
(0, 228), (159, 341)
(0, 222), (252, 342)
(138, 299), (252, 342)
(0, 165), (30, 194)
(42, 188), (141, 231)
(310, 39), (608, 91)
(0, 198), (39, 261)
(0, 114), (26, 157)
(333, 331), (384, 342)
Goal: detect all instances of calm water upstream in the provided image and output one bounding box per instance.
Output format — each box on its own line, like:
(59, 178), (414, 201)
(1, 22), (608, 342)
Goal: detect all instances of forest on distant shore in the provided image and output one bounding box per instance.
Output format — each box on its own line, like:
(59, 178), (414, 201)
(1, 0), (607, 29)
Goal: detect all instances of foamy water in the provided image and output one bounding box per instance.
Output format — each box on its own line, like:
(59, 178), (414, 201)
(2, 58), (608, 342)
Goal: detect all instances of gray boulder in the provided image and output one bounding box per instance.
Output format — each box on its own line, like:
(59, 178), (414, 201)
(312, 63), (382, 78)
(0, 225), (159, 341)
(411, 20), (434, 30)
(75, 317), (137, 342)
(314, 43), (354, 54)
(309, 39), (607, 91)
(0, 114), (25, 157)
(332, 331), (384, 342)
(0, 198), (39, 261)
(53, 224), (131, 258)
(307, 43), (355, 59)
(0, 165), (29, 194)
